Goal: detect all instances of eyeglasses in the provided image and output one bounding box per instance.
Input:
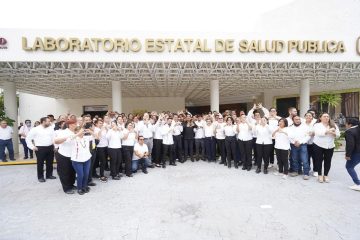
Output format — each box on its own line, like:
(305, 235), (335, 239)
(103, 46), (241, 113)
(139, 139), (145, 141)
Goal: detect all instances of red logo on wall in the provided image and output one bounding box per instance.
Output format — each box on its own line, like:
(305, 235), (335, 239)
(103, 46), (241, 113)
(0, 37), (8, 49)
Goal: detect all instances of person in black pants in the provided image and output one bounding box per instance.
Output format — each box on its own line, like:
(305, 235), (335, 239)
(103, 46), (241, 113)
(272, 118), (290, 179)
(182, 115), (196, 162)
(106, 123), (124, 180)
(153, 116), (163, 167)
(94, 119), (108, 182)
(254, 117), (273, 174)
(236, 115), (253, 171)
(26, 117), (56, 182)
(161, 117), (175, 168)
(215, 116), (226, 164)
(172, 114), (183, 163)
(122, 123), (137, 177)
(224, 117), (238, 168)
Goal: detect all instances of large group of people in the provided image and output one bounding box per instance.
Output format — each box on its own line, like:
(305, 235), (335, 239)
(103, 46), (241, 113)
(1, 103), (360, 194)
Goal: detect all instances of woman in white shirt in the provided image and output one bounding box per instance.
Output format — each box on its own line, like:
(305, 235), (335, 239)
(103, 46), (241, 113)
(255, 117), (273, 174)
(106, 121), (124, 180)
(272, 118), (290, 179)
(122, 122), (138, 177)
(153, 115), (164, 167)
(215, 116), (226, 165)
(70, 127), (93, 195)
(223, 117), (238, 168)
(236, 114), (253, 171)
(313, 113), (340, 183)
(204, 117), (216, 162)
(304, 112), (316, 176)
(94, 119), (108, 183)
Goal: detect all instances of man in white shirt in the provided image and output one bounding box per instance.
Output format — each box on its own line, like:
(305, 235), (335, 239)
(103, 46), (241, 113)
(286, 107), (298, 126)
(172, 114), (183, 163)
(288, 116), (311, 179)
(137, 113), (155, 165)
(26, 117), (56, 182)
(161, 117), (175, 168)
(0, 120), (15, 162)
(194, 115), (205, 161)
(132, 136), (149, 174)
(19, 119), (34, 159)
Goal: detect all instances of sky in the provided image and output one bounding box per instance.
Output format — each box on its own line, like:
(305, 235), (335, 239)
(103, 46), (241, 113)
(0, 0), (294, 32)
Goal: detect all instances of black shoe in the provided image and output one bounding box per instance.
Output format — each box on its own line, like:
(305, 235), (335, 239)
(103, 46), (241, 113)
(46, 176), (57, 180)
(2, 159), (8, 162)
(72, 186), (77, 191)
(126, 174), (133, 177)
(84, 187), (90, 193)
(235, 163), (239, 169)
(162, 164), (166, 168)
(247, 166), (252, 171)
(264, 169), (268, 174)
(228, 163), (231, 168)
(219, 161), (224, 164)
(38, 178), (46, 182)
(148, 164), (155, 168)
(112, 176), (120, 180)
(255, 168), (261, 174)
(191, 158), (194, 162)
(224, 162), (227, 166)
(77, 189), (85, 195)
(30, 155), (34, 159)
(242, 166), (247, 170)
(24, 157), (28, 160)
(92, 174), (100, 178)
(65, 189), (75, 194)
(9, 159), (15, 161)
(239, 161), (244, 166)
(88, 182), (96, 186)
(170, 163), (177, 166)
(142, 169), (148, 174)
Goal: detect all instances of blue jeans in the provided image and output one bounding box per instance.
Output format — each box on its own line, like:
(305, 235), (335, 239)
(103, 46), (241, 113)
(0, 139), (14, 160)
(72, 160), (91, 190)
(132, 158), (148, 172)
(346, 152), (360, 185)
(291, 144), (309, 175)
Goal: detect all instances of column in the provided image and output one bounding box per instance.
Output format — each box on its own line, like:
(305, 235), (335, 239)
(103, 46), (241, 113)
(299, 79), (310, 116)
(112, 81), (122, 113)
(3, 81), (19, 154)
(210, 80), (219, 112)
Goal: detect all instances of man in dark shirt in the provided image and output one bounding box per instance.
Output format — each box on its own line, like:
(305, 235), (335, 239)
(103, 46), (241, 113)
(344, 118), (360, 191)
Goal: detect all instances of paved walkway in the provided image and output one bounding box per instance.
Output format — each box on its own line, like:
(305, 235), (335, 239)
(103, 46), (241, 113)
(0, 152), (359, 240)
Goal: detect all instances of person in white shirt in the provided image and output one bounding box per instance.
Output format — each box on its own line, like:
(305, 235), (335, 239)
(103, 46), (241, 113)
(194, 115), (205, 161)
(313, 113), (340, 183)
(132, 136), (149, 174)
(268, 108), (281, 168)
(19, 119), (34, 159)
(137, 113), (155, 165)
(106, 121), (124, 180)
(26, 117), (56, 182)
(254, 117), (273, 174)
(223, 117), (238, 168)
(236, 114), (253, 171)
(94, 119), (108, 183)
(182, 114), (196, 162)
(172, 114), (184, 163)
(215, 115), (226, 165)
(247, 104), (266, 165)
(54, 119), (78, 194)
(204, 117), (216, 162)
(153, 115), (164, 167)
(70, 126), (93, 195)
(272, 118), (290, 179)
(303, 112), (317, 176)
(286, 107), (298, 127)
(0, 120), (15, 162)
(288, 115), (311, 179)
(122, 122), (138, 177)
(161, 116), (176, 168)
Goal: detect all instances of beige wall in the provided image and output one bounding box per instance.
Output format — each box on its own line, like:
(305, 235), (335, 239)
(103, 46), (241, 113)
(19, 93), (185, 123)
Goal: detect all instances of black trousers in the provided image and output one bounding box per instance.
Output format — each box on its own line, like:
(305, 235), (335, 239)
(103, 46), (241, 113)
(122, 145), (134, 176)
(108, 148), (122, 177)
(96, 147), (107, 177)
(195, 139), (205, 160)
(35, 145), (54, 179)
(183, 139), (194, 160)
(256, 144), (272, 169)
(55, 152), (76, 192)
(252, 138), (258, 161)
(238, 140), (252, 168)
(307, 144), (316, 171)
(313, 144), (334, 176)
(173, 135), (183, 161)
(152, 139), (163, 164)
(269, 139), (275, 164)
(216, 139), (226, 163)
(275, 148), (289, 174)
(225, 136), (237, 166)
(162, 144), (174, 165)
(88, 149), (97, 183)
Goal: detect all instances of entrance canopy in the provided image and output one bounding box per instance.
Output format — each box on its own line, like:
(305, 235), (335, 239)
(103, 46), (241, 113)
(1, 61), (360, 105)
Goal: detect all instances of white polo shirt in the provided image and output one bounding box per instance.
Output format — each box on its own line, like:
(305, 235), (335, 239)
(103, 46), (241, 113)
(0, 126), (13, 140)
(57, 128), (75, 158)
(133, 142), (149, 160)
(274, 128), (290, 150)
(313, 122), (340, 149)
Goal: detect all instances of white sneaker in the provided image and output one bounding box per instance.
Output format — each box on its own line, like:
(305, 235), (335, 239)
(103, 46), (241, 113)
(268, 164), (273, 168)
(273, 171), (280, 176)
(313, 172), (318, 177)
(282, 175), (288, 180)
(349, 185), (360, 191)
